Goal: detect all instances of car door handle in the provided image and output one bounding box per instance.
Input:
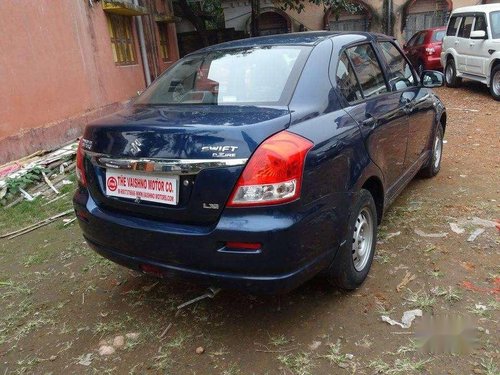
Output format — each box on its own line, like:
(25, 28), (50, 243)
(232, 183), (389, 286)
(454, 40), (459, 45)
(470, 42), (475, 46)
(362, 114), (377, 127)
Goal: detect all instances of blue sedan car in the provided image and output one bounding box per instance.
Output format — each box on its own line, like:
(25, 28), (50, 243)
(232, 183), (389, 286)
(73, 32), (446, 293)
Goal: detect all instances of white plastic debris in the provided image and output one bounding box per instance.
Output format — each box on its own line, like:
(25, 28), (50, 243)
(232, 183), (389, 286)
(414, 229), (447, 238)
(78, 353), (93, 366)
(98, 345), (115, 356)
(381, 309), (423, 329)
(467, 228), (485, 242)
(309, 341), (322, 350)
(470, 217), (496, 228)
(475, 304), (487, 311)
(19, 188), (34, 201)
(449, 223), (465, 234)
(385, 231), (401, 240)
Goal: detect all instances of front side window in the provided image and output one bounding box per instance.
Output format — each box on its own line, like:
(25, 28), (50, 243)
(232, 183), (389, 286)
(447, 16), (461, 36)
(458, 16), (474, 38)
(491, 11), (500, 39)
(345, 44), (388, 99)
(107, 15), (136, 65)
(474, 15), (487, 34)
(379, 42), (416, 91)
(336, 52), (363, 103)
(135, 46), (310, 105)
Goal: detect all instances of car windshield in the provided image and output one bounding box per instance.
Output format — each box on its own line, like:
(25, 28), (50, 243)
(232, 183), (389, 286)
(491, 11), (500, 39)
(135, 46), (310, 106)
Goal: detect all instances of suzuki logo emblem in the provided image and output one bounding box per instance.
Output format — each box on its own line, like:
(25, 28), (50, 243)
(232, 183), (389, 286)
(129, 139), (142, 156)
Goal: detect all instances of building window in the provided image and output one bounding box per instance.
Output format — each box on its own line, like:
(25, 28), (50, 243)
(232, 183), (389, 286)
(107, 14), (136, 65)
(158, 23), (169, 61)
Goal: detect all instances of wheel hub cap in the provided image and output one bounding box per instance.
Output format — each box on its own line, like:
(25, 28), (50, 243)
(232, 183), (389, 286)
(446, 65), (453, 83)
(493, 71), (500, 96)
(434, 134), (442, 169)
(352, 208), (374, 271)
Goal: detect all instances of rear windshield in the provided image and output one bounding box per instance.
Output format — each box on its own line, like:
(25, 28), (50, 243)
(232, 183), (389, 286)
(135, 46), (311, 106)
(491, 11), (500, 39)
(432, 30), (446, 42)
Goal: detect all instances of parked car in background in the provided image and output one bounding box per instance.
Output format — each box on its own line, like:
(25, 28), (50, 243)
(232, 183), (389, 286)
(441, 4), (500, 100)
(404, 27), (447, 75)
(74, 32), (446, 294)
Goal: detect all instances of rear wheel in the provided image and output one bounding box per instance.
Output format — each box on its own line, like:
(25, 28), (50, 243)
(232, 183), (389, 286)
(419, 122), (444, 178)
(445, 58), (461, 87)
(327, 189), (377, 290)
(490, 65), (500, 101)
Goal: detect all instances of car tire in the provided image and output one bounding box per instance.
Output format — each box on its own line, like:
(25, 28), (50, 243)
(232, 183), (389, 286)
(327, 189), (377, 290)
(490, 65), (500, 101)
(419, 122), (444, 178)
(445, 58), (461, 88)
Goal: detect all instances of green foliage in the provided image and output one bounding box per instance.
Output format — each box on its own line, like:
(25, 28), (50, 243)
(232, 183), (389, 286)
(277, 0), (362, 17)
(201, 0), (225, 29)
(5, 166), (49, 194)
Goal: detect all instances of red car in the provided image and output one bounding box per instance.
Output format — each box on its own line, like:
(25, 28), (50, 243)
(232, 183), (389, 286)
(403, 27), (447, 75)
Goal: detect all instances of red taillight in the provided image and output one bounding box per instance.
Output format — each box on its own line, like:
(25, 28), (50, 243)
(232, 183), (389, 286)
(227, 131), (313, 207)
(225, 241), (262, 250)
(76, 139), (87, 186)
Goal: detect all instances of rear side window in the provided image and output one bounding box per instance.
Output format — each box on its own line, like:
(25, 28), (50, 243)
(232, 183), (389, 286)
(415, 32), (426, 45)
(345, 44), (388, 99)
(447, 16), (461, 36)
(458, 16), (474, 38)
(407, 32), (420, 47)
(432, 30), (446, 42)
(336, 53), (363, 103)
(379, 42), (416, 91)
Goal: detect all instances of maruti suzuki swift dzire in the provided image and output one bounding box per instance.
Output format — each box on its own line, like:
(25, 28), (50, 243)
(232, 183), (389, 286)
(73, 32), (446, 293)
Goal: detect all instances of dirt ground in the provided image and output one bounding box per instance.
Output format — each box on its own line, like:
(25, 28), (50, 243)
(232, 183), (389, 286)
(0, 82), (499, 375)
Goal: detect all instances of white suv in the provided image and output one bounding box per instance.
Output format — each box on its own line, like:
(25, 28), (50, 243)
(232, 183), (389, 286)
(441, 4), (500, 100)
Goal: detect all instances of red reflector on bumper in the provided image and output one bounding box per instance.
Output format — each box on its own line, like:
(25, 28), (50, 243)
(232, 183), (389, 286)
(140, 264), (164, 277)
(225, 241), (262, 250)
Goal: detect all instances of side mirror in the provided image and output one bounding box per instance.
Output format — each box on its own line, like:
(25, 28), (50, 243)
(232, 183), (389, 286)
(470, 30), (486, 39)
(421, 71), (444, 88)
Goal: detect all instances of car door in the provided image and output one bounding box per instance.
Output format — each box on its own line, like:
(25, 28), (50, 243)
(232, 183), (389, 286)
(336, 43), (408, 190)
(456, 15), (475, 72)
(468, 13), (489, 76)
(405, 32), (424, 66)
(377, 40), (435, 171)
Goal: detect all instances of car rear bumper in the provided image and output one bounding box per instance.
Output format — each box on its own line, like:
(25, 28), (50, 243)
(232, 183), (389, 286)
(425, 56), (443, 71)
(74, 189), (349, 294)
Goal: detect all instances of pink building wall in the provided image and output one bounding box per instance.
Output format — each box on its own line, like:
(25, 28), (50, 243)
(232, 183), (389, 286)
(0, 0), (179, 164)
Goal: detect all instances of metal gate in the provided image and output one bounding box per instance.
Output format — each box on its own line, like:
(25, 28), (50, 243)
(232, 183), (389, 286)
(404, 11), (448, 40)
(329, 18), (368, 32)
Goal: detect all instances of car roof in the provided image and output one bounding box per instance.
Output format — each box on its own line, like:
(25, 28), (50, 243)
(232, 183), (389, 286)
(191, 31), (391, 55)
(451, 4), (500, 15)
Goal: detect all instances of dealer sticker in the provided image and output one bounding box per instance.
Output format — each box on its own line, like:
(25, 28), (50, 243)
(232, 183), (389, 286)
(105, 170), (179, 205)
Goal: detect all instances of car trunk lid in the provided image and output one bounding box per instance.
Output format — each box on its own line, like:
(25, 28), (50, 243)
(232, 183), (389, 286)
(81, 105), (291, 225)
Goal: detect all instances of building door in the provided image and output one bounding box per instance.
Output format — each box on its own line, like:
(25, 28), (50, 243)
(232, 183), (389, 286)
(258, 11), (289, 36)
(404, 0), (450, 41)
(329, 8), (369, 32)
